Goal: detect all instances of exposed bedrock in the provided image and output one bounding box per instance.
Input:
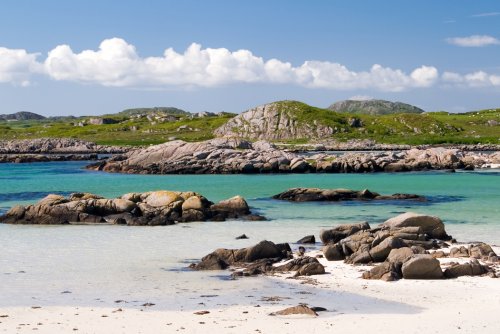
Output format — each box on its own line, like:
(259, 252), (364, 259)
(86, 138), (498, 174)
(0, 191), (264, 225)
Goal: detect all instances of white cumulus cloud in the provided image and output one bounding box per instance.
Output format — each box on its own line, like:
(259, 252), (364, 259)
(1, 37), (499, 92)
(41, 38), (439, 92)
(446, 35), (500, 47)
(442, 71), (500, 87)
(0, 47), (41, 86)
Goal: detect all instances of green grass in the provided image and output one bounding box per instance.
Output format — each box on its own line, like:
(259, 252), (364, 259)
(0, 103), (498, 146)
(0, 114), (234, 146)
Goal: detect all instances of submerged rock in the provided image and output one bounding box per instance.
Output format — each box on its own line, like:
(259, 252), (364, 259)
(273, 188), (425, 202)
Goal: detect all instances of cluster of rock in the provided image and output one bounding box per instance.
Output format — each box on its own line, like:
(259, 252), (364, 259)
(190, 240), (325, 278)
(0, 138), (127, 154)
(0, 191), (264, 225)
(320, 212), (497, 281)
(0, 154), (99, 164)
(273, 188), (425, 202)
(190, 211), (498, 282)
(87, 138), (500, 174)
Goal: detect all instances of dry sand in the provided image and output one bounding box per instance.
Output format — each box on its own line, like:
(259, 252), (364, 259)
(1, 248), (499, 334)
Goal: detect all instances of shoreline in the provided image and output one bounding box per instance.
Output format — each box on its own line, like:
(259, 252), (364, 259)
(1, 247), (499, 334)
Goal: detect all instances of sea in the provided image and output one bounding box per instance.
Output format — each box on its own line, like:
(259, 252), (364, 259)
(0, 161), (499, 310)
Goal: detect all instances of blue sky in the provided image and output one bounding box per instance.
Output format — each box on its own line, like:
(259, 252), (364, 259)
(0, 0), (499, 116)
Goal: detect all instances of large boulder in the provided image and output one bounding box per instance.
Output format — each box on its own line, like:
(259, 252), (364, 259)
(381, 212), (448, 239)
(401, 254), (443, 279)
(211, 196), (250, 215)
(387, 247), (414, 265)
(323, 244), (345, 261)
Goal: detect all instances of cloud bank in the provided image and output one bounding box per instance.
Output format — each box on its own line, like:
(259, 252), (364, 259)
(446, 35), (500, 47)
(0, 38), (498, 90)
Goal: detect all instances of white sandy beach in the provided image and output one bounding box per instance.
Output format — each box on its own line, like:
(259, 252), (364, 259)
(1, 247), (499, 334)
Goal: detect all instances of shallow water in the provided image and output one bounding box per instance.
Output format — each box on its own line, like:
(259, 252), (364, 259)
(0, 161), (499, 308)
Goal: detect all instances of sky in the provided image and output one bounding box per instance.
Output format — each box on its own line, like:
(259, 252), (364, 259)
(0, 0), (499, 116)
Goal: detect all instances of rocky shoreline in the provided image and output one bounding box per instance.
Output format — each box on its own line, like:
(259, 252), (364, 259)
(87, 138), (500, 174)
(0, 153), (100, 163)
(0, 138), (128, 154)
(0, 191), (264, 225)
(190, 212), (499, 281)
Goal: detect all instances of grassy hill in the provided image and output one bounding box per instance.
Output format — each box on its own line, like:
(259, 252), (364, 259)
(0, 110), (235, 146)
(0, 102), (498, 146)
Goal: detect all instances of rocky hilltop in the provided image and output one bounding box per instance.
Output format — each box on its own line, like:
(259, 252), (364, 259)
(214, 101), (337, 141)
(328, 99), (424, 115)
(0, 111), (46, 121)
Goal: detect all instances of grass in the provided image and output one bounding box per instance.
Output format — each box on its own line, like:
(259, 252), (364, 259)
(0, 103), (498, 146)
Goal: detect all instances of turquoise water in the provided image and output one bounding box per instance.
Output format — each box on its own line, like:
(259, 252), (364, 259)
(0, 161), (499, 309)
(1, 161), (499, 243)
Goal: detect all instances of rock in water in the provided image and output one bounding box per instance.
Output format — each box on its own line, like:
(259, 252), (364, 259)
(0, 191), (262, 225)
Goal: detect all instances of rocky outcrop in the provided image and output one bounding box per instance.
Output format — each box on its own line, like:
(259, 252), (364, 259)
(328, 99), (424, 115)
(0, 154), (99, 163)
(86, 138), (299, 174)
(273, 188), (425, 202)
(315, 214), (497, 281)
(0, 138), (127, 154)
(0, 191), (264, 225)
(214, 101), (334, 141)
(88, 138), (499, 174)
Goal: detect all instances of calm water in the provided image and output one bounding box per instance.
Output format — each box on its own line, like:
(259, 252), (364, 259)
(0, 161), (499, 309)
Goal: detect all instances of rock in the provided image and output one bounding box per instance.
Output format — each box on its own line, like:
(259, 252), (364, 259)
(145, 191), (183, 207)
(274, 257), (325, 276)
(189, 253), (229, 271)
(449, 246), (469, 258)
(387, 247), (414, 265)
(444, 260), (489, 278)
(181, 195), (208, 211)
(348, 237), (406, 264)
(270, 305), (318, 317)
(245, 240), (287, 262)
(362, 262), (401, 281)
(320, 222), (371, 244)
(323, 244), (345, 261)
(297, 235), (315, 244)
(273, 188), (424, 202)
(401, 255), (443, 279)
(211, 196), (250, 216)
(0, 190), (263, 225)
(236, 234), (249, 240)
(469, 243), (496, 260)
(381, 212), (448, 239)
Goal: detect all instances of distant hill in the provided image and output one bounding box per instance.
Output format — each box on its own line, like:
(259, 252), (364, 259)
(328, 99), (424, 115)
(0, 111), (46, 121)
(116, 107), (190, 117)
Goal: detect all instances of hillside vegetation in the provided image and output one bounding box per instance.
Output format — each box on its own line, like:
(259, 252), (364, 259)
(0, 101), (498, 146)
